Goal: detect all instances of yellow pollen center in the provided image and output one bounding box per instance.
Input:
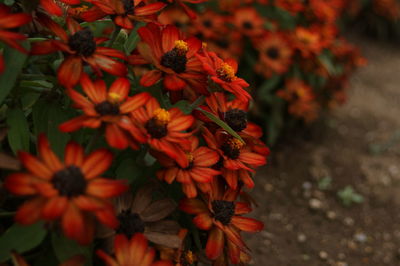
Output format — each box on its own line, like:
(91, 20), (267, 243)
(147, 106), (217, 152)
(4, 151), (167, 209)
(174, 40), (188, 53)
(153, 108), (170, 125)
(227, 137), (244, 150)
(186, 153), (194, 163)
(107, 92), (121, 104)
(217, 63), (236, 82)
(184, 251), (196, 264)
(74, 5), (89, 13)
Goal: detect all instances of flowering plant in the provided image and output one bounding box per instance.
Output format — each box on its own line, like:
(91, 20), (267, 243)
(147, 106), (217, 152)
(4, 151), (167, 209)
(159, 0), (366, 143)
(0, 0), (268, 265)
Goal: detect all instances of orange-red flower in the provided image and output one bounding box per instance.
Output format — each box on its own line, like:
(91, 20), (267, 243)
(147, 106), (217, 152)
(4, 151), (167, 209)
(97, 233), (173, 266)
(202, 128), (266, 172)
(0, 4), (31, 72)
(292, 27), (323, 58)
(254, 32), (293, 75)
(4, 135), (128, 244)
(179, 180), (263, 263)
(0, 4), (31, 52)
(59, 74), (151, 150)
(40, 0), (80, 16)
(154, 136), (220, 198)
(197, 51), (251, 103)
(277, 78), (320, 122)
(231, 7), (265, 37)
(130, 23), (206, 93)
(82, 0), (166, 29)
(189, 10), (227, 39)
(163, 0), (208, 19)
(275, 0), (305, 14)
(130, 96), (194, 168)
(31, 14), (127, 88)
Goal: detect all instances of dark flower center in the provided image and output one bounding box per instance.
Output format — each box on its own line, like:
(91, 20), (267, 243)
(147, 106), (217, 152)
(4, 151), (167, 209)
(145, 118), (168, 139)
(225, 109), (247, 132)
(122, 0), (134, 15)
(116, 211), (145, 238)
(161, 48), (187, 73)
(203, 20), (213, 28)
(52, 166), (87, 197)
(68, 28), (96, 57)
(95, 101), (120, 116)
(266, 47), (280, 60)
(215, 38), (229, 49)
(242, 21), (253, 29)
(221, 138), (243, 160)
(212, 200), (235, 225)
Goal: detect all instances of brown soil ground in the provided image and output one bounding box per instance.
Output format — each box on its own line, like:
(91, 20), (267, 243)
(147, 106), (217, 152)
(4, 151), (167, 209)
(247, 38), (400, 266)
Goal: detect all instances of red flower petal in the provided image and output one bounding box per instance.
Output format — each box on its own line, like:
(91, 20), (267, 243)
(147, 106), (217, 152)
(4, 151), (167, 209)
(105, 124), (129, 149)
(40, 0), (63, 16)
(193, 213), (213, 230)
(205, 227), (224, 260)
(62, 203), (85, 242)
(109, 77), (130, 101)
(59, 116), (90, 132)
(4, 173), (36, 195)
(163, 74), (186, 91)
(86, 178), (128, 198)
(18, 151), (53, 179)
(139, 69), (162, 87)
(231, 216), (264, 232)
(179, 198), (207, 214)
(15, 197), (46, 225)
(81, 149), (113, 179)
(64, 141), (84, 167)
(120, 92), (151, 113)
(38, 134), (63, 172)
(95, 207), (119, 228)
(57, 56), (82, 88)
(41, 196), (68, 220)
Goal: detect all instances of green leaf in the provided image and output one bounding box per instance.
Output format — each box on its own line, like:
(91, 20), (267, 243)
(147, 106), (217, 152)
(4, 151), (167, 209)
(32, 99), (72, 157)
(0, 222), (47, 262)
(172, 100), (192, 115)
(124, 22), (145, 54)
(0, 42), (30, 105)
(116, 158), (142, 183)
(51, 233), (92, 266)
(198, 109), (243, 142)
(6, 108), (30, 154)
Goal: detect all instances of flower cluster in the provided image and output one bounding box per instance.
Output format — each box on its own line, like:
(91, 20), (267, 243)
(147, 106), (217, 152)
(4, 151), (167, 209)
(343, 0), (400, 42)
(0, 1), (268, 265)
(158, 0), (366, 138)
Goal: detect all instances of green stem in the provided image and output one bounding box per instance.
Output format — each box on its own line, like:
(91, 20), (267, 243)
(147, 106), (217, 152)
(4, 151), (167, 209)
(107, 26), (121, 48)
(0, 211), (15, 217)
(189, 95), (205, 111)
(85, 129), (102, 153)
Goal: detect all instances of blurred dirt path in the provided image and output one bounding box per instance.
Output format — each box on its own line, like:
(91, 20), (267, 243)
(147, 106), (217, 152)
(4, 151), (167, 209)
(246, 38), (400, 266)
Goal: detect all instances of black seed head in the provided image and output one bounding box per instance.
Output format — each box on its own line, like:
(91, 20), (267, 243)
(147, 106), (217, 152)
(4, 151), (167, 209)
(145, 118), (168, 139)
(220, 138), (243, 160)
(116, 211), (145, 238)
(242, 21), (253, 30)
(215, 38), (229, 49)
(52, 166), (87, 197)
(225, 109), (247, 132)
(95, 101), (120, 116)
(212, 200), (235, 225)
(122, 0), (134, 15)
(266, 47), (280, 60)
(203, 20), (212, 28)
(68, 28), (96, 57)
(161, 48), (187, 73)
